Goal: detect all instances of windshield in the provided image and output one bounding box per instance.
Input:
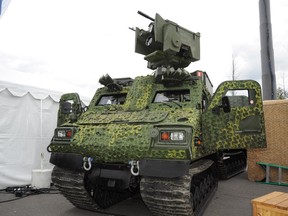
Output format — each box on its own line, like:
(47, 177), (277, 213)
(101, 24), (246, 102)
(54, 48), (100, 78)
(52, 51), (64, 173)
(96, 93), (127, 106)
(153, 90), (190, 103)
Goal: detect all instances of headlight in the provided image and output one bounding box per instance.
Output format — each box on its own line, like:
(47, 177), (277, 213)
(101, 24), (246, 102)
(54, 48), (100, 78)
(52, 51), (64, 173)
(153, 127), (192, 148)
(54, 127), (74, 140)
(160, 131), (185, 141)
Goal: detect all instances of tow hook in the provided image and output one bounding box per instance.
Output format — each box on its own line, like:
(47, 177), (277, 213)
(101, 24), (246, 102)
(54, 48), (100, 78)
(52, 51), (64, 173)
(129, 160), (140, 176)
(83, 157), (93, 171)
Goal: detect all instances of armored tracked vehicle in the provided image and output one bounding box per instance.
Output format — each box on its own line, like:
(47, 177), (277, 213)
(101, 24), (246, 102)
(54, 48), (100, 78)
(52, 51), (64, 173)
(48, 11), (266, 215)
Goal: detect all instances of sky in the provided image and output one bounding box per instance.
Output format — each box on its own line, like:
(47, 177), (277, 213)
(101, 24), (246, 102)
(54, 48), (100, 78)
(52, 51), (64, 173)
(0, 0), (287, 101)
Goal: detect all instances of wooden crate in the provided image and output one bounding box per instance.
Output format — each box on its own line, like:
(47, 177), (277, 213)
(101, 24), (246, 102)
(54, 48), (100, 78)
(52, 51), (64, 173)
(251, 191), (288, 216)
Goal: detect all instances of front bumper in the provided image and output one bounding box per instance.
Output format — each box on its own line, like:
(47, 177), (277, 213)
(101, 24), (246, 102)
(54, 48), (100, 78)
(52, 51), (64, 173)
(50, 152), (190, 178)
(139, 159), (190, 178)
(50, 152), (83, 170)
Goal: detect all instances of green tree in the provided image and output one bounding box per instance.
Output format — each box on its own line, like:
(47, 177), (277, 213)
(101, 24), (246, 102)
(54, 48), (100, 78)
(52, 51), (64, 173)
(276, 87), (288, 99)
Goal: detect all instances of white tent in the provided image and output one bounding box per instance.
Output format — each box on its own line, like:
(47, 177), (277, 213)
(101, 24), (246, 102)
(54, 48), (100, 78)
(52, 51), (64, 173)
(0, 81), (61, 189)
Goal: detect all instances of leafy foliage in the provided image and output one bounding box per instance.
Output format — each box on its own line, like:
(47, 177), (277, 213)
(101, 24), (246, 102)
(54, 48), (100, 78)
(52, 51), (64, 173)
(276, 87), (288, 99)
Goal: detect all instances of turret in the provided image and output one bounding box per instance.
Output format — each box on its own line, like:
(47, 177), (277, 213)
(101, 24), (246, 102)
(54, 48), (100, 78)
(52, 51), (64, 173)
(135, 11), (200, 70)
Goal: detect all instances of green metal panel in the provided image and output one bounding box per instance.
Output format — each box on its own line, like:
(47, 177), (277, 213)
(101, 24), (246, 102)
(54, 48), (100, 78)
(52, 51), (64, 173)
(202, 80), (266, 150)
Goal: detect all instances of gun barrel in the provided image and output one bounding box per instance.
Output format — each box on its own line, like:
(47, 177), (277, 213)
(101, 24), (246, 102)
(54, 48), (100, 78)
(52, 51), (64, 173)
(137, 11), (154, 22)
(129, 27), (135, 31)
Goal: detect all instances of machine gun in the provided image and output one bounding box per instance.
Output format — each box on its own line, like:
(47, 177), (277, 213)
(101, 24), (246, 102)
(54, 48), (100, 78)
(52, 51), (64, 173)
(134, 11), (200, 70)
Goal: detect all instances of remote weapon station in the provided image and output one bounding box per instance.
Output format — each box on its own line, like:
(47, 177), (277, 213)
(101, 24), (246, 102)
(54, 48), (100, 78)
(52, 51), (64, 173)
(48, 11), (266, 215)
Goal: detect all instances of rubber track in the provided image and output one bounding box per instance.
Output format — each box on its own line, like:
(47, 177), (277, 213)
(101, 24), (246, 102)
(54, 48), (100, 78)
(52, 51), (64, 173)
(217, 151), (247, 180)
(52, 166), (134, 214)
(52, 166), (100, 211)
(140, 159), (218, 216)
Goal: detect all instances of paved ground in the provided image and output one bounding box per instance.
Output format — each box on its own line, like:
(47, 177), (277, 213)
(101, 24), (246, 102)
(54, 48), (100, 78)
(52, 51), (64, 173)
(1, 171), (288, 216)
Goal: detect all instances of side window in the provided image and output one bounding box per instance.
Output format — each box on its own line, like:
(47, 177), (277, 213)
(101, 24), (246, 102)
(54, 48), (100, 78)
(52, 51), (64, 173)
(153, 90), (190, 103)
(225, 89), (256, 107)
(96, 93), (127, 106)
(57, 93), (83, 126)
(61, 100), (74, 114)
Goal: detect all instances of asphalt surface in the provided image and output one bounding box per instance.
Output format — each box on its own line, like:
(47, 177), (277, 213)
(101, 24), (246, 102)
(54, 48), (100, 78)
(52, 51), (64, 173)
(1, 171), (288, 216)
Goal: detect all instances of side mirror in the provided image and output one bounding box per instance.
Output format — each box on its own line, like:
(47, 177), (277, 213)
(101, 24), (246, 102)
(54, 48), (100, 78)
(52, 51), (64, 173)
(212, 96), (231, 114)
(222, 96), (231, 113)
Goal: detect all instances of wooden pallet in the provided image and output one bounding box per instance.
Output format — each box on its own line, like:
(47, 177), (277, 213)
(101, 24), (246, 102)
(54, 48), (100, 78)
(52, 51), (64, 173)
(252, 191), (288, 216)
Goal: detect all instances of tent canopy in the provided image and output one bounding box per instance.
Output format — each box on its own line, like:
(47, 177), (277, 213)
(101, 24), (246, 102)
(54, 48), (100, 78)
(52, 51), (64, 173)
(0, 80), (63, 101)
(0, 81), (61, 189)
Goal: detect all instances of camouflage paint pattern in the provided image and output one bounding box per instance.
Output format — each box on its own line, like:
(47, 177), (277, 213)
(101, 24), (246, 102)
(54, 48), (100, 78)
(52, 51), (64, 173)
(51, 75), (205, 162)
(50, 75), (266, 164)
(202, 80), (266, 151)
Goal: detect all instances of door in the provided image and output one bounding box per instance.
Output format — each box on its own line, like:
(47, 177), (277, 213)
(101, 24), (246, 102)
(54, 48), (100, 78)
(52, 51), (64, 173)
(202, 80), (266, 150)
